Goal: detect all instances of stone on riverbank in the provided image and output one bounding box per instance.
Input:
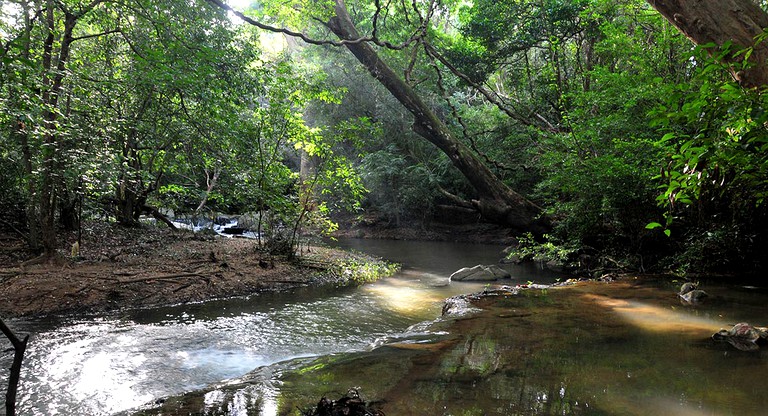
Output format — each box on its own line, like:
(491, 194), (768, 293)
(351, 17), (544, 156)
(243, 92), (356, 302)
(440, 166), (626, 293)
(442, 295), (481, 316)
(449, 264), (511, 281)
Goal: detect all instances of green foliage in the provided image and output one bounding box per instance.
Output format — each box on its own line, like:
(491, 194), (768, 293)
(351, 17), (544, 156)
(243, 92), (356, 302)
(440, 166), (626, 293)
(651, 57), (768, 212)
(535, 135), (665, 255)
(665, 225), (759, 275)
(452, 0), (590, 83)
(462, 0), (590, 55)
(331, 255), (401, 285)
(1, 0), (764, 273)
(507, 232), (577, 264)
(646, 41), (768, 273)
(360, 145), (439, 225)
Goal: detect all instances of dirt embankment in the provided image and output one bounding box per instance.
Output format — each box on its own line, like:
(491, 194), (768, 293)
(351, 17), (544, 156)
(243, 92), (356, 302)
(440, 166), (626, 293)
(0, 223), (391, 318)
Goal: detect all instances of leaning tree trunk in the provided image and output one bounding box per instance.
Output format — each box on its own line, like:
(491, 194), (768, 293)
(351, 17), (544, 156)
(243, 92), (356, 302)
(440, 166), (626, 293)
(647, 0), (768, 87)
(327, 0), (549, 233)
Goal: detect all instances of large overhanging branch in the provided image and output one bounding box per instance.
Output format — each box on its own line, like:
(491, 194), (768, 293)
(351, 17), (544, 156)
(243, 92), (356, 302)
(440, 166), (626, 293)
(206, 0), (425, 50)
(206, 0), (549, 232)
(646, 0), (768, 87)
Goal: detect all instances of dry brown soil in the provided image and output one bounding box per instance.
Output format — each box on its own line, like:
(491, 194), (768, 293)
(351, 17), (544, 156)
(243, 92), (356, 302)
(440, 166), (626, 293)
(0, 223), (355, 318)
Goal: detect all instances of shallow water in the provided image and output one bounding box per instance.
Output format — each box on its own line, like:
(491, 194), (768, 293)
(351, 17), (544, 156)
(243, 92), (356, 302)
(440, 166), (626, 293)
(0, 240), (528, 415)
(137, 279), (768, 416)
(2, 239), (767, 416)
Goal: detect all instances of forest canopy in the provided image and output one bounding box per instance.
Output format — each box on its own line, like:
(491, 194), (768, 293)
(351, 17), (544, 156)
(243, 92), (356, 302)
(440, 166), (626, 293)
(2, 0), (768, 275)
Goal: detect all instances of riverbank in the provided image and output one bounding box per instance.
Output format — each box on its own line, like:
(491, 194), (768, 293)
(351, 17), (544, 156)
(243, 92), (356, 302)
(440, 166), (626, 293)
(0, 223), (398, 318)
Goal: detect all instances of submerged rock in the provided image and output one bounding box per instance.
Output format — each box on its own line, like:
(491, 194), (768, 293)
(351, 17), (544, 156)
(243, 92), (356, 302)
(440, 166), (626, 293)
(712, 322), (768, 352)
(442, 295), (481, 316)
(678, 281), (708, 304)
(680, 289), (708, 303)
(450, 264), (511, 281)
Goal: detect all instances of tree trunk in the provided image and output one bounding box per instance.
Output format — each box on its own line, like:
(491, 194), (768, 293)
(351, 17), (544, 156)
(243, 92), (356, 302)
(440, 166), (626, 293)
(39, 8), (79, 256)
(58, 189), (79, 231)
(115, 187), (139, 226)
(194, 167), (222, 214)
(12, 120), (42, 252)
(647, 0), (768, 87)
(327, 0), (549, 233)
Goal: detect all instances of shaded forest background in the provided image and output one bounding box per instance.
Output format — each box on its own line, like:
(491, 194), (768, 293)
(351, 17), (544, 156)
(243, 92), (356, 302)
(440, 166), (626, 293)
(2, 0), (768, 275)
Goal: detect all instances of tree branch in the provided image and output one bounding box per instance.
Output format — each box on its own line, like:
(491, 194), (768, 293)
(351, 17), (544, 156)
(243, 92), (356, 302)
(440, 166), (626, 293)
(71, 29), (120, 42)
(425, 44), (518, 175)
(423, 43), (563, 133)
(205, 0), (423, 50)
(1, 317), (29, 416)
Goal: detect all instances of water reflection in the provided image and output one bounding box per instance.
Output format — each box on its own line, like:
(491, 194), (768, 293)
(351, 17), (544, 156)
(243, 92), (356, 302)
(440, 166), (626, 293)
(5, 239), (768, 416)
(584, 293), (729, 334)
(143, 281), (768, 416)
(362, 273), (449, 316)
(3, 239), (513, 415)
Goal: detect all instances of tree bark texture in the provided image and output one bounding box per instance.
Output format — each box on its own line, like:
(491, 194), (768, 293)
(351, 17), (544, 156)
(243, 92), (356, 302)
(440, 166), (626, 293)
(327, 0), (549, 233)
(647, 0), (768, 87)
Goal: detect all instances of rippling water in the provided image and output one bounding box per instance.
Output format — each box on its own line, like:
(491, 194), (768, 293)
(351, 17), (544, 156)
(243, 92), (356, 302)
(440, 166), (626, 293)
(4, 239), (767, 416)
(1, 240), (522, 415)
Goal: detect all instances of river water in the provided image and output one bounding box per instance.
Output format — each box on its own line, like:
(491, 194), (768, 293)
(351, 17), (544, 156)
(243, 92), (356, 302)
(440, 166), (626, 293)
(2, 239), (768, 415)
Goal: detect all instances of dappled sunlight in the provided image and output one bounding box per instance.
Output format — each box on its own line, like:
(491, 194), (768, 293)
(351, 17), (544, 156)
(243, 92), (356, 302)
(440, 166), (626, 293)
(582, 293), (727, 334)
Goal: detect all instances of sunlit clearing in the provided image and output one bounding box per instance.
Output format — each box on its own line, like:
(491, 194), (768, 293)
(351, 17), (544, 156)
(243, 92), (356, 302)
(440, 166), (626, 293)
(583, 293), (727, 334)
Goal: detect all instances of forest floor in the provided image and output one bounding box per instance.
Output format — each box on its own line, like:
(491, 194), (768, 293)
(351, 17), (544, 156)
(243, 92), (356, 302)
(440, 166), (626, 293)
(0, 222), (392, 318)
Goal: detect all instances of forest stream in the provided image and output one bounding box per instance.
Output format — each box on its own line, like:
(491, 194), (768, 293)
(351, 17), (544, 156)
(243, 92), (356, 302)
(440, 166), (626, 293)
(2, 239), (768, 416)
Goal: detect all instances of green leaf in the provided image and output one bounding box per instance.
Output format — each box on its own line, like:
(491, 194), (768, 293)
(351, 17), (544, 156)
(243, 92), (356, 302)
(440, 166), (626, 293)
(659, 132), (676, 143)
(645, 222), (663, 230)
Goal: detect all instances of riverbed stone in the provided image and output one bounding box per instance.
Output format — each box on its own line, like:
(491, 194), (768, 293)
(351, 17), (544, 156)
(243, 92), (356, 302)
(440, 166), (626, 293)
(442, 295), (481, 316)
(449, 264), (511, 281)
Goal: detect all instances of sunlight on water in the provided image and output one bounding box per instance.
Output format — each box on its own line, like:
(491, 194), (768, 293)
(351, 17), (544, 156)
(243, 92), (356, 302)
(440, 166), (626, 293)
(363, 277), (447, 316)
(10, 240), (767, 416)
(21, 322), (156, 415)
(260, 394), (279, 416)
(583, 293), (728, 334)
(9, 271), (462, 415)
(644, 396), (725, 416)
(600, 393), (728, 416)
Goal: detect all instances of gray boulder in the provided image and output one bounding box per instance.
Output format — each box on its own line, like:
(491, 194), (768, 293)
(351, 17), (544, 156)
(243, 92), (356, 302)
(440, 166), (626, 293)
(449, 264), (511, 281)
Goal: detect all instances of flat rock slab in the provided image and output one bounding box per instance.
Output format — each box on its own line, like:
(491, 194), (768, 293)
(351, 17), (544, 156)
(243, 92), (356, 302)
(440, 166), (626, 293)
(449, 264), (511, 281)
